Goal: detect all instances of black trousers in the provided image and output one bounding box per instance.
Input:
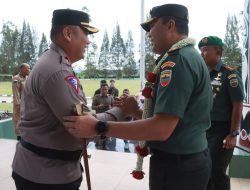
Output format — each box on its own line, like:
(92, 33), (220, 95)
(149, 149), (211, 190)
(206, 122), (234, 190)
(12, 172), (82, 190)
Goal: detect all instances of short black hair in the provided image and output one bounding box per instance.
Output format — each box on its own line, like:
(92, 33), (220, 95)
(161, 16), (189, 36)
(101, 83), (109, 88)
(100, 79), (107, 84)
(50, 25), (65, 41)
(123, 88), (129, 93)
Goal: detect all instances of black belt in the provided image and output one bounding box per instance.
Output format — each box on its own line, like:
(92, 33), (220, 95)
(151, 148), (208, 161)
(211, 121), (230, 126)
(20, 139), (82, 161)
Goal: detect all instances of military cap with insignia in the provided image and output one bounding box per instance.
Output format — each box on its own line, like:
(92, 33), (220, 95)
(141, 4), (189, 32)
(198, 36), (224, 49)
(52, 9), (99, 34)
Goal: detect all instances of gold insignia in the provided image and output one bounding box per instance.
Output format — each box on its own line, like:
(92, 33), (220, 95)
(230, 78), (238, 87)
(161, 61), (176, 69)
(228, 74), (237, 79)
(202, 37), (208, 44)
(224, 64), (236, 71)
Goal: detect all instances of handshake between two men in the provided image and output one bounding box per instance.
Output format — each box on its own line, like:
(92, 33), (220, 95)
(63, 95), (142, 139)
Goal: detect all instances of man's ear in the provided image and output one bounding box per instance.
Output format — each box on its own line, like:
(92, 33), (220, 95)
(167, 19), (176, 30)
(62, 26), (72, 42)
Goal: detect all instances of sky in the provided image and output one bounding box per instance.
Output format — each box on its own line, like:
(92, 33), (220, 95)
(0, 0), (245, 54)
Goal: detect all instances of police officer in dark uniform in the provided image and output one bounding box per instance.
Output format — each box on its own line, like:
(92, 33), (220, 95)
(11, 9), (138, 190)
(64, 4), (212, 190)
(199, 36), (244, 190)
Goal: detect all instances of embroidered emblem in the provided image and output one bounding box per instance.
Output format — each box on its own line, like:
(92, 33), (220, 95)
(65, 76), (79, 93)
(230, 78), (238, 87)
(228, 74), (236, 79)
(202, 37), (208, 44)
(161, 61), (176, 69)
(160, 70), (172, 87)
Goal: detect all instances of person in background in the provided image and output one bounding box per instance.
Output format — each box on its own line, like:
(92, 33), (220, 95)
(122, 88), (133, 151)
(92, 83), (114, 150)
(109, 79), (119, 98)
(12, 63), (30, 140)
(93, 79), (107, 96)
(137, 90), (145, 110)
(92, 83), (114, 114)
(199, 36), (244, 190)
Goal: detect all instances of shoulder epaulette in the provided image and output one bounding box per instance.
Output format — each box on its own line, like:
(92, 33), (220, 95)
(223, 64), (236, 71)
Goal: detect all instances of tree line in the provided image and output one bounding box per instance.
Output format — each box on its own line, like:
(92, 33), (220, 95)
(0, 13), (242, 79)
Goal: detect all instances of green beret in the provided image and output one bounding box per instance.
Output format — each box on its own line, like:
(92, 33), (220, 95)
(141, 4), (189, 32)
(52, 9), (99, 34)
(198, 36), (224, 49)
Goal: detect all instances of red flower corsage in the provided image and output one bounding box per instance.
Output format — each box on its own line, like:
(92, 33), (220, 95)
(131, 170), (145, 180)
(142, 72), (157, 99)
(147, 72), (157, 83)
(142, 87), (152, 98)
(135, 145), (149, 157)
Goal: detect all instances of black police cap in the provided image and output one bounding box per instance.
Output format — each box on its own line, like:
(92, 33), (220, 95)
(141, 4), (189, 32)
(52, 9), (99, 34)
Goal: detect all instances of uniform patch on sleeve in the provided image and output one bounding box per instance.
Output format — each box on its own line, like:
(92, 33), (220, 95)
(230, 78), (238, 87)
(161, 61), (176, 69)
(65, 76), (79, 93)
(227, 74), (236, 79)
(160, 70), (172, 87)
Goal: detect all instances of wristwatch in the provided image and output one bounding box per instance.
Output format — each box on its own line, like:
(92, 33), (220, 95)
(95, 121), (108, 136)
(230, 130), (239, 137)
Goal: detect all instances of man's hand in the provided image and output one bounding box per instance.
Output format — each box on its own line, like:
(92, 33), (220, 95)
(63, 113), (98, 138)
(223, 135), (237, 149)
(114, 95), (142, 119)
(98, 104), (105, 109)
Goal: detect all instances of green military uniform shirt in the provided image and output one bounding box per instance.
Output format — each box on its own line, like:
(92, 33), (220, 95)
(210, 61), (244, 121)
(147, 45), (212, 154)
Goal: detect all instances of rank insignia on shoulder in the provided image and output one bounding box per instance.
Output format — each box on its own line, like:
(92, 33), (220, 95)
(230, 78), (238, 87)
(160, 70), (172, 87)
(224, 64), (236, 71)
(65, 76), (79, 94)
(161, 61), (176, 69)
(227, 74), (236, 79)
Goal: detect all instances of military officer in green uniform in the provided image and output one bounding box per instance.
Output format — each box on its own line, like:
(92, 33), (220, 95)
(199, 36), (244, 190)
(64, 4), (212, 190)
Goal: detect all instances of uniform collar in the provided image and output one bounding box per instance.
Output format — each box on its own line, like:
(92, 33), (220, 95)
(213, 61), (223, 72)
(155, 52), (166, 65)
(50, 43), (72, 65)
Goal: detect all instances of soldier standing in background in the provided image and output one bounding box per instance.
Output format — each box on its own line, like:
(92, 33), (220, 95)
(199, 36), (244, 190)
(12, 63), (30, 140)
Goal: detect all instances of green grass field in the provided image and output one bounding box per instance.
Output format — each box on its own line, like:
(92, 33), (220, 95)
(0, 81), (12, 95)
(0, 79), (141, 112)
(0, 103), (12, 112)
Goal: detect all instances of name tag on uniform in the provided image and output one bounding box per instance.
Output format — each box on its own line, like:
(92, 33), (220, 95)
(211, 80), (222, 86)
